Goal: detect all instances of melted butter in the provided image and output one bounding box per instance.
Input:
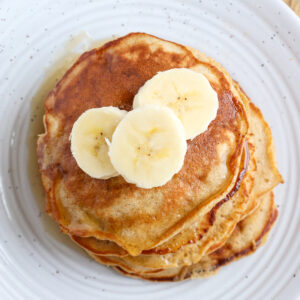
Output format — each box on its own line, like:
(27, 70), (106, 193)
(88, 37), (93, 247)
(27, 32), (115, 247)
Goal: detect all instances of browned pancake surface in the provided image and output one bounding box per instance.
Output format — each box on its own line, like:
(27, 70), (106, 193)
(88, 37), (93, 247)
(37, 33), (248, 255)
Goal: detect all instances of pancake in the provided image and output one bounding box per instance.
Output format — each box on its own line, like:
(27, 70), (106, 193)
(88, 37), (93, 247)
(81, 92), (282, 271)
(109, 191), (277, 281)
(37, 32), (248, 256)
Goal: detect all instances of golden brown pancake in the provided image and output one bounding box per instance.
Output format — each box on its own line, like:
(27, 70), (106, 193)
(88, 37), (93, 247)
(37, 33), (249, 256)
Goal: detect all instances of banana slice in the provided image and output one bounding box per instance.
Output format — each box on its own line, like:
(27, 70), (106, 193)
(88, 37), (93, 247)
(133, 68), (219, 140)
(70, 107), (127, 179)
(108, 106), (187, 189)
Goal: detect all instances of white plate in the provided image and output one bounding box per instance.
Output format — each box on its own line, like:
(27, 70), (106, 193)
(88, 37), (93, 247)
(0, 0), (299, 299)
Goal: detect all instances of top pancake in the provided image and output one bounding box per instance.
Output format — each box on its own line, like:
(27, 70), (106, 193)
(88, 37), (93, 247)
(37, 32), (248, 256)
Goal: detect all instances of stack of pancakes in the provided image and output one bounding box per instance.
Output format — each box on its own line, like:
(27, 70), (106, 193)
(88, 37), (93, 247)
(37, 33), (283, 281)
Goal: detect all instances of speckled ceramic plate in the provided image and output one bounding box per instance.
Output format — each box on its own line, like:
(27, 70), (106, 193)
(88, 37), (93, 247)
(0, 0), (299, 299)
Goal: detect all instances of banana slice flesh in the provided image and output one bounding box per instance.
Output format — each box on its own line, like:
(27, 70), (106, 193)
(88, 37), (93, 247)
(108, 106), (187, 189)
(133, 68), (219, 140)
(70, 107), (127, 179)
